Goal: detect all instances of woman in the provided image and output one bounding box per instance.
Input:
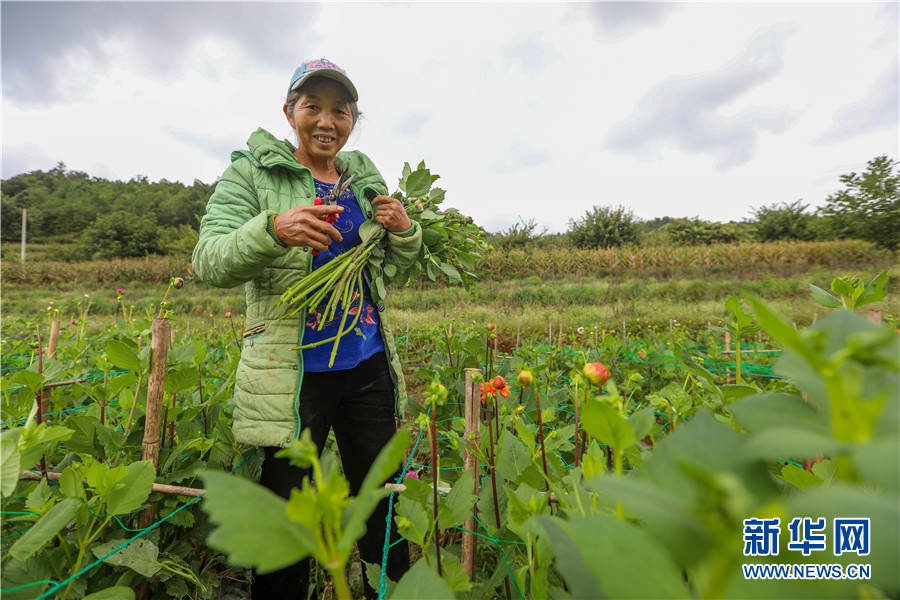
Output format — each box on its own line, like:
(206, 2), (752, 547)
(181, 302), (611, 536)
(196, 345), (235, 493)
(192, 58), (418, 599)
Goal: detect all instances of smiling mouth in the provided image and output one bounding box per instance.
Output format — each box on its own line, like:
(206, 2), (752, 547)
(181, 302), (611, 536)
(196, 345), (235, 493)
(314, 135), (336, 144)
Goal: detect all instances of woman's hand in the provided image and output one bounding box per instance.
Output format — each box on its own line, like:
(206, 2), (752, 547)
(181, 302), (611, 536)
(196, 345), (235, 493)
(372, 195), (413, 233)
(273, 205), (344, 251)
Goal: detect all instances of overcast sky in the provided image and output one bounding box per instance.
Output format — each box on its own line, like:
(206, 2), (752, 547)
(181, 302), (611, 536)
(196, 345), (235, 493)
(2, 1), (897, 233)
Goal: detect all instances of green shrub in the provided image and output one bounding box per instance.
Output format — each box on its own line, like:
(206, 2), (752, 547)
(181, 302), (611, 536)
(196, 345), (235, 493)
(158, 224), (199, 258)
(818, 155), (899, 251)
(80, 211), (160, 259)
(752, 200), (817, 241)
(664, 218), (747, 245)
(567, 205), (641, 249)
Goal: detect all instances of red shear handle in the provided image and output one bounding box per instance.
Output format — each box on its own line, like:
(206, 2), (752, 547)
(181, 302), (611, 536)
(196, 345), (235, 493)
(272, 203), (344, 253)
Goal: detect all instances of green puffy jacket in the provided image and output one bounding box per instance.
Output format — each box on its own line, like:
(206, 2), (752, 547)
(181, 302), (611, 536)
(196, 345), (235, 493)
(192, 128), (422, 448)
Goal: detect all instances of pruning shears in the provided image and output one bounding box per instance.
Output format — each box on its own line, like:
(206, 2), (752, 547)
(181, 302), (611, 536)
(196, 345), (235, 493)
(319, 171), (355, 206)
(312, 172), (354, 255)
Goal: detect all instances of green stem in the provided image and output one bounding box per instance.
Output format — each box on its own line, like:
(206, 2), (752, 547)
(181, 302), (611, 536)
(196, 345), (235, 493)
(331, 565), (353, 600)
(296, 307), (362, 350)
(327, 275), (361, 368)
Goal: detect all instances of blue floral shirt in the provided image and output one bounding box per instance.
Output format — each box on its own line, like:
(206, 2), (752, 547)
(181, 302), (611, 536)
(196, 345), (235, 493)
(302, 179), (385, 371)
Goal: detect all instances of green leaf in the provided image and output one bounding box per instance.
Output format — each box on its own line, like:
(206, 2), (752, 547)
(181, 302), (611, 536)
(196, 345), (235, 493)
(746, 295), (819, 365)
(809, 284), (842, 308)
(513, 417), (536, 451)
(851, 438), (900, 491)
(105, 460), (155, 515)
(439, 262), (462, 284)
(92, 538), (163, 578)
(440, 559), (473, 593)
(719, 384), (759, 401)
(437, 468), (477, 529)
(743, 428), (844, 460)
(108, 372), (137, 398)
(405, 169), (440, 198)
(394, 494), (430, 548)
(202, 470), (311, 573)
(60, 465), (86, 500)
(581, 399), (636, 451)
(10, 369), (44, 394)
(831, 276), (856, 297)
(585, 476), (709, 567)
(1, 437), (20, 497)
(83, 586), (136, 600)
(422, 228), (444, 247)
(391, 558), (455, 599)
(61, 415), (99, 455)
(163, 365), (198, 395)
(10, 498), (81, 561)
(780, 463), (823, 490)
(495, 430), (534, 484)
(857, 269), (889, 308)
(628, 407), (655, 442)
(730, 393), (829, 435)
(534, 514), (690, 599)
(106, 340), (142, 373)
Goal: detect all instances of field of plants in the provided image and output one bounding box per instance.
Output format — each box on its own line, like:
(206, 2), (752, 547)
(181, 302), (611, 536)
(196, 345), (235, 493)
(1, 261), (897, 599)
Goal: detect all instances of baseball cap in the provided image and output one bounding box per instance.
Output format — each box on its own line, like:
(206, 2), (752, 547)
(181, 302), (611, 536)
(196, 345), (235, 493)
(287, 58), (358, 102)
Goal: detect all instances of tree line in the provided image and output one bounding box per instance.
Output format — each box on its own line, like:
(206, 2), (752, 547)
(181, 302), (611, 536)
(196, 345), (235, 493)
(2, 156), (897, 260)
(1, 163), (214, 259)
(489, 156), (898, 252)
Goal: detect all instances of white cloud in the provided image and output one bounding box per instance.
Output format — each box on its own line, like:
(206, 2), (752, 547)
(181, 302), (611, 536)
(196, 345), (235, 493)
(2, 2), (896, 234)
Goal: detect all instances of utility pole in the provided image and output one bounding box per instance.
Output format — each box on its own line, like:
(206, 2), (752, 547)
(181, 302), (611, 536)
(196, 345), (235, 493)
(20, 208), (27, 263)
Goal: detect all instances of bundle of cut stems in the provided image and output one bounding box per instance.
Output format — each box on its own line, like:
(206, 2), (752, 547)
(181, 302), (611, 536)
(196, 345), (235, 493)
(279, 227), (385, 367)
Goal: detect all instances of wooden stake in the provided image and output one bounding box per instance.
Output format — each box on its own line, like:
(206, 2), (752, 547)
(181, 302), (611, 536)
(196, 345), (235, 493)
(461, 368), (482, 581)
(21, 470), (415, 500)
(139, 317), (170, 530)
(516, 320), (521, 350)
(20, 470), (205, 497)
(47, 320), (60, 359)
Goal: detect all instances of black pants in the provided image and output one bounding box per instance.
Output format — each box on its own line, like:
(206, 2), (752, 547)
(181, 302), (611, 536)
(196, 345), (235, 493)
(251, 352), (410, 600)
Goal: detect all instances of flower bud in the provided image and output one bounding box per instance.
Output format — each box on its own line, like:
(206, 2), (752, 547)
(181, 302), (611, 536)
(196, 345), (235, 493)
(517, 370), (534, 387)
(583, 362), (611, 386)
(171, 277), (185, 289)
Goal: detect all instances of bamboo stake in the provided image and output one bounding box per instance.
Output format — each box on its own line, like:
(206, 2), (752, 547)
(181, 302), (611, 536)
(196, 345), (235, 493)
(47, 320), (61, 359)
(461, 368), (481, 581)
(20, 470), (419, 499)
(139, 317), (170, 530)
(20, 471), (206, 497)
(516, 320), (521, 350)
(20, 470), (585, 504)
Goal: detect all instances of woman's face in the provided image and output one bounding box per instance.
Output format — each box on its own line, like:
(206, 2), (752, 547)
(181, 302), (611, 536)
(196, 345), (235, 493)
(285, 79), (354, 166)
